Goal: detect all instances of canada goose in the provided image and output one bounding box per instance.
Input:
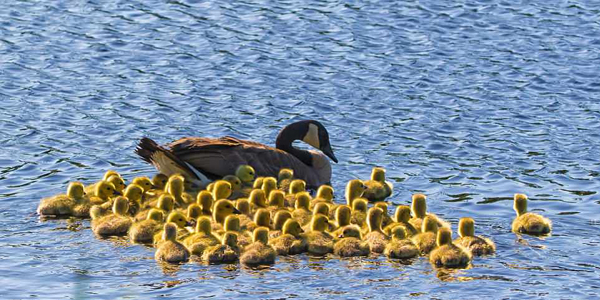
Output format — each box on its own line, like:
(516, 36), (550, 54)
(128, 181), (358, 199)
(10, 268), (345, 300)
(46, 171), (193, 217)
(135, 120), (338, 190)
(333, 225), (370, 257)
(38, 182), (88, 217)
(512, 194), (552, 235)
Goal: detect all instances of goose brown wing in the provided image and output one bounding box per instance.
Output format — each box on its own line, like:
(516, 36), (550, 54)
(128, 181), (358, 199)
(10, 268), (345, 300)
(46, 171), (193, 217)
(168, 136), (322, 186)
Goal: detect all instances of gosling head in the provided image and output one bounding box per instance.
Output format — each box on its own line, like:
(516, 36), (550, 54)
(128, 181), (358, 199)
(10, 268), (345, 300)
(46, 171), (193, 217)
(124, 184), (144, 203)
(213, 200), (241, 224)
(352, 198), (368, 213)
(374, 202), (388, 215)
(249, 189), (267, 208)
(282, 219), (304, 238)
(224, 215), (240, 232)
(253, 227), (269, 245)
(156, 194), (175, 212)
(223, 175), (242, 192)
(196, 216), (212, 234)
(339, 225), (362, 239)
(313, 202), (330, 217)
(335, 205), (351, 227)
(310, 214), (329, 232)
(273, 210), (292, 230)
(367, 207), (384, 232)
(166, 174), (185, 196)
(166, 211), (190, 228)
(102, 170), (120, 181)
(147, 209), (164, 222)
(222, 231), (238, 248)
(371, 167), (386, 182)
(235, 165), (255, 185)
(289, 179), (306, 195)
(458, 217), (475, 237)
(436, 227), (453, 247)
(261, 177), (278, 196)
(268, 190), (285, 207)
(253, 208), (271, 227)
(212, 180), (232, 200)
(345, 179), (366, 206)
(236, 199), (250, 215)
(514, 193), (528, 217)
(294, 192), (311, 210)
(67, 182), (85, 200)
(187, 204), (202, 220)
(112, 196), (129, 216)
(252, 177), (265, 189)
(132, 176), (153, 193)
(95, 181), (117, 201)
(162, 222), (178, 242)
(107, 175), (126, 194)
(151, 173), (168, 190)
(411, 193), (427, 218)
(390, 226), (407, 240)
(394, 205), (412, 222)
(316, 185), (334, 202)
(422, 216), (439, 233)
(196, 191), (214, 212)
(278, 168), (294, 181)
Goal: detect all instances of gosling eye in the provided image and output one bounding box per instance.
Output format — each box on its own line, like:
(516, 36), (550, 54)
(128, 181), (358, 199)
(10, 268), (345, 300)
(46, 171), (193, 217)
(106, 187), (110, 190)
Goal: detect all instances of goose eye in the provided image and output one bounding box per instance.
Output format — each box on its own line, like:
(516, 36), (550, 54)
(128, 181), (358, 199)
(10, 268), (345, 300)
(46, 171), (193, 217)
(106, 187), (110, 190)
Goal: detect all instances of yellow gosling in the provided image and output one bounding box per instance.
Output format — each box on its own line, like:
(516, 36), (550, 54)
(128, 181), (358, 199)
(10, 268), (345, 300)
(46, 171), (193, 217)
(269, 219), (307, 255)
(92, 196), (132, 237)
(345, 179), (366, 207)
(166, 174), (193, 206)
(512, 193), (552, 235)
(270, 210), (292, 239)
(384, 226), (418, 259)
(132, 176), (153, 193)
(236, 165), (255, 186)
(285, 179), (306, 207)
(252, 177), (265, 189)
(155, 222), (190, 263)
(153, 211), (192, 244)
(261, 177), (278, 199)
(374, 202), (393, 228)
(196, 191), (214, 217)
(187, 204), (202, 222)
(235, 199), (253, 229)
(202, 232), (239, 264)
(38, 182), (87, 217)
(454, 217), (496, 256)
(84, 170), (121, 195)
(151, 173), (169, 190)
(90, 181), (117, 204)
(409, 193), (450, 231)
(292, 192), (312, 226)
(350, 198), (368, 228)
(362, 167), (393, 202)
(106, 175), (126, 195)
(123, 184), (144, 216)
(334, 225), (370, 257)
(310, 185), (334, 209)
(241, 227), (277, 265)
(364, 207), (389, 253)
(331, 205), (352, 237)
(184, 216), (220, 256)
(411, 216), (439, 255)
(277, 168), (294, 194)
(129, 209), (164, 243)
(301, 214), (334, 255)
(220, 215), (252, 247)
(213, 200), (241, 225)
(267, 190), (286, 215)
(429, 228), (471, 268)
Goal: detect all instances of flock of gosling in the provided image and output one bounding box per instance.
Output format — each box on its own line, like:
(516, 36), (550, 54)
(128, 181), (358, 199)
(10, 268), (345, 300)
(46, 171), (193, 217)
(37, 166), (552, 268)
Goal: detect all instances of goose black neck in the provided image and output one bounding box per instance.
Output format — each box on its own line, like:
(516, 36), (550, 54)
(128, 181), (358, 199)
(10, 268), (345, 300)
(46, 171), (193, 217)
(276, 121), (313, 166)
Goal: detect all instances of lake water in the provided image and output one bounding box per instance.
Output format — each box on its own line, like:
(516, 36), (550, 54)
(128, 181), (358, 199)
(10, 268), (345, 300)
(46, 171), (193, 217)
(1, 0), (600, 299)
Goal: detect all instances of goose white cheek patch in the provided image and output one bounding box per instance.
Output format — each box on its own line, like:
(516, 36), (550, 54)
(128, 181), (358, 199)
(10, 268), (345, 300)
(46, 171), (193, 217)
(302, 123), (320, 149)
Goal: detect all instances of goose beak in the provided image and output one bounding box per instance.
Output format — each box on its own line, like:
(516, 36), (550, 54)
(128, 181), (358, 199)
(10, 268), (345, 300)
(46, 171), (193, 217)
(186, 220), (196, 227)
(232, 207), (241, 214)
(322, 144), (338, 163)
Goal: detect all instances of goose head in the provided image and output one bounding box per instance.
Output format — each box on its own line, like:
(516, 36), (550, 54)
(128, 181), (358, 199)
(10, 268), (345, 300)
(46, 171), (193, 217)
(187, 204), (202, 220)
(196, 191), (214, 213)
(102, 170), (120, 181)
(223, 175), (242, 193)
(112, 196), (129, 216)
(289, 179), (306, 195)
(166, 211), (191, 228)
(235, 165), (255, 185)
(371, 167), (386, 182)
(212, 180), (232, 200)
(132, 176), (154, 193)
(236, 199), (250, 215)
(124, 184), (144, 204)
(261, 177), (278, 197)
(313, 202), (330, 217)
(152, 173), (168, 190)
(310, 214), (329, 232)
(394, 205), (412, 223)
(345, 179), (366, 206)
(277, 120), (338, 163)
(107, 175), (126, 194)
(253, 208), (271, 228)
(156, 194), (175, 212)
(95, 181), (117, 201)
(316, 185), (334, 202)
(278, 168), (294, 182)
(213, 200), (241, 223)
(67, 182), (85, 200)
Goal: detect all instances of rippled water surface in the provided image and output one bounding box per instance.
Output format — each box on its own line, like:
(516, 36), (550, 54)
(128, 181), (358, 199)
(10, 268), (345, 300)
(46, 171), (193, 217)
(1, 0), (600, 299)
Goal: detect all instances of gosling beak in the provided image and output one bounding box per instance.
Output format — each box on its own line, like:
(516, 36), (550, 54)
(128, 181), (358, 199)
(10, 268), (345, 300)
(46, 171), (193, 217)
(113, 190), (120, 196)
(186, 220), (196, 227)
(321, 144), (338, 163)
(232, 207), (241, 214)
(338, 233), (344, 239)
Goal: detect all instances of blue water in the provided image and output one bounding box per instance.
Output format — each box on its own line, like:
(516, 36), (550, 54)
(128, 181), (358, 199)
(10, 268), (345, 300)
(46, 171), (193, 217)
(1, 0), (600, 298)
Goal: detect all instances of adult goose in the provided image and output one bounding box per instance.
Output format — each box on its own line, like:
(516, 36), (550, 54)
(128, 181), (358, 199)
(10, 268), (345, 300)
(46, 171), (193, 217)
(135, 120), (338, 190)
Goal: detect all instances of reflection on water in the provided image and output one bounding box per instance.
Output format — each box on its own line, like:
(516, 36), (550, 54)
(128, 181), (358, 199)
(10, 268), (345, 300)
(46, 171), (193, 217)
(1, 0), (600, 298)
